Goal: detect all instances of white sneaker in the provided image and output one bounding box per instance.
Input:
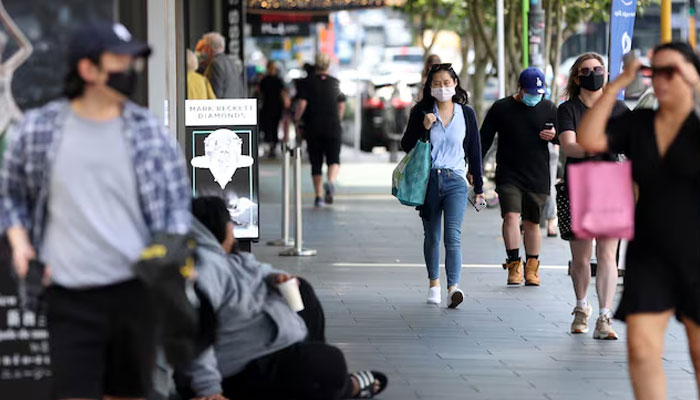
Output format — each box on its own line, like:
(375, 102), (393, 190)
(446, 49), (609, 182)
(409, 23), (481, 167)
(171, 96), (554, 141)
(427, 287), (441, 304)
(571, 304), (593, 334)
(447, 287), (464, 309)
(593, 314), (619, 340)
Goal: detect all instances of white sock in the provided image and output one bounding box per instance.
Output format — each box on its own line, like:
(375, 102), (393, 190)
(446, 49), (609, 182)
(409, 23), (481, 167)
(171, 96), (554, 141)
(600, 308), (611, 318)
(576, 298), (588, 309)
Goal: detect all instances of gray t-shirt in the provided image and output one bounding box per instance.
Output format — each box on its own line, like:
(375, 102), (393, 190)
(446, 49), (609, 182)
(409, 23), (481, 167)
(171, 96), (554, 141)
(41, 110), (150, 288)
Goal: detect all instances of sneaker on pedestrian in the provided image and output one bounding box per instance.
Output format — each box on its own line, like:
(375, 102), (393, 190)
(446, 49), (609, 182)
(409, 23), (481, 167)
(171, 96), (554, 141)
(324, 182), (335, 204)
(314, 197), (326, 208)
(503, 259), (523, 285)
(447, 287), (464, 309)
(593, 314), (618, 340)
(570, 304), (593, 334)
(427, 286), (441, 305)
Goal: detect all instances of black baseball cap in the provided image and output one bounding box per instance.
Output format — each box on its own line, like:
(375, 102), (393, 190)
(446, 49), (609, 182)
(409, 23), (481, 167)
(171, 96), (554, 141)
(68, 21), (151, 65)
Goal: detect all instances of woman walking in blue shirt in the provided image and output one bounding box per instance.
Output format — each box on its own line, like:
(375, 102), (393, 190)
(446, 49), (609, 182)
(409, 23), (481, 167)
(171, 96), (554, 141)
(401, 63), (484, 308)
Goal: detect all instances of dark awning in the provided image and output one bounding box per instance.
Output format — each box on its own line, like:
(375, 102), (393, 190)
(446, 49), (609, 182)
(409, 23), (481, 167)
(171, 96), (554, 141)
(247, 0), (404, 12)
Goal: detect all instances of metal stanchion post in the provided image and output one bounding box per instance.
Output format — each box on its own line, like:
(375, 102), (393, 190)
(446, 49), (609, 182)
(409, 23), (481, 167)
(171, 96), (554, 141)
(280, 147), (317, 257)
(267, 143), (293, 247)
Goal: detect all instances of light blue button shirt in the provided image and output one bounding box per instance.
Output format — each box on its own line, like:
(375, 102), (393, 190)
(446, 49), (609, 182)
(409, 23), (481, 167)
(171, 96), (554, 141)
(430, 103), (467, 179)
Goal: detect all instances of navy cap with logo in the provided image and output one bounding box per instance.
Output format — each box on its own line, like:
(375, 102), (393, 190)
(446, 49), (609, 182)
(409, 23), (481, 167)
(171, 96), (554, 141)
(518, 67), (546, 95)
(68, 21), (151, 65)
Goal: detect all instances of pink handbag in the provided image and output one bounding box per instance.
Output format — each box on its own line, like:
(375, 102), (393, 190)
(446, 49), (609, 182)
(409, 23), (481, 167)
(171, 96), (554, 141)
(567, 161), (635, 240)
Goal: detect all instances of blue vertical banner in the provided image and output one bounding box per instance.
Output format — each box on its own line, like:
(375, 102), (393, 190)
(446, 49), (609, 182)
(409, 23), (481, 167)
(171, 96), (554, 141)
(609, 0), (639, 100)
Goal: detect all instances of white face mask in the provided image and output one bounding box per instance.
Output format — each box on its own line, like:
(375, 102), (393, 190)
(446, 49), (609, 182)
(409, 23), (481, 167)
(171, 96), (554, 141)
(430, 86), (456, 102)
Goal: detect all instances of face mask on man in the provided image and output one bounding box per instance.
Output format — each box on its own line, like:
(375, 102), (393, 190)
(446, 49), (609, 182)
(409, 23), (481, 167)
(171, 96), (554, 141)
(431, 86), (456, 103)
(105, 68), (138, 98)
(522, 92), (543, 107)
(579, 73), (605, 92)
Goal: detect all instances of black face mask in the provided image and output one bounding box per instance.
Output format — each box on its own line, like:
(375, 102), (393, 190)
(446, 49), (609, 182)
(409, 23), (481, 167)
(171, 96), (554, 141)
(579, 73), (604, 92)
(106, 69), (138, 97)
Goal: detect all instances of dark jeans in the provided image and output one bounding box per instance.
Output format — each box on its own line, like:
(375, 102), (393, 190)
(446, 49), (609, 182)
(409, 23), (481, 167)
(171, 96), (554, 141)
(220, 278), (353, 400)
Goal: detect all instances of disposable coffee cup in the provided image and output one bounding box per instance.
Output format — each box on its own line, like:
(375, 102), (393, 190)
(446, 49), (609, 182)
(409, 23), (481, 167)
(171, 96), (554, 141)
(278, 278), (304, 312)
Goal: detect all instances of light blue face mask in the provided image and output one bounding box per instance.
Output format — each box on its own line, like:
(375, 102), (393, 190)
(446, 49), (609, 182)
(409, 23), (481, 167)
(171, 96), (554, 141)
(522, 93), (543, 107)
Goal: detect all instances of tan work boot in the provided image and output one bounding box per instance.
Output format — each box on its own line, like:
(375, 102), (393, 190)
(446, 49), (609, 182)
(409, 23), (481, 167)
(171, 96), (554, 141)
(524, 258), (541, 286)
(503, 259), (523, 285)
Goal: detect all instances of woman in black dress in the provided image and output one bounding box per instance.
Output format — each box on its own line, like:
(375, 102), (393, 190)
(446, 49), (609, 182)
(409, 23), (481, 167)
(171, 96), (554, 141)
(578, 42), (700, 400)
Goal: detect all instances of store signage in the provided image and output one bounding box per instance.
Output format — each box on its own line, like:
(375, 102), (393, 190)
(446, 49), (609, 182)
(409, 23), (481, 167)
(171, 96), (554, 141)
(185, 99), (260, 240)
(248, 13), (328, 37)
(609, 0), (638, 100)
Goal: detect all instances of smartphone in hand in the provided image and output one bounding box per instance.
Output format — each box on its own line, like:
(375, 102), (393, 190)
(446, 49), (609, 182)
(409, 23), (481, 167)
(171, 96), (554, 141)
(468, 194), (487, 212)
(543, 122), (555, 131)
(18, 259), (46, 312)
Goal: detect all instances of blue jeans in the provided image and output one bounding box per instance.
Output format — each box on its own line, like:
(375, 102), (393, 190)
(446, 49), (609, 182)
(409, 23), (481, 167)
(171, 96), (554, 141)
(421, 169), (468, 288)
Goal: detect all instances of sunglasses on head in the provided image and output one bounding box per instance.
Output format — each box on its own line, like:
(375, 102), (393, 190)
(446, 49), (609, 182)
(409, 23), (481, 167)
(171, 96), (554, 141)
(646, 65), (678, 80)
(578, 66), (604, 77)
(430, 63), (453, 72)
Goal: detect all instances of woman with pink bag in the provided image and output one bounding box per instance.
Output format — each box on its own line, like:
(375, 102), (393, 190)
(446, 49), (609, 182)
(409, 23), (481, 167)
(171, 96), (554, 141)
(556, 53), (629, 340)
(578, 42), (700, 400)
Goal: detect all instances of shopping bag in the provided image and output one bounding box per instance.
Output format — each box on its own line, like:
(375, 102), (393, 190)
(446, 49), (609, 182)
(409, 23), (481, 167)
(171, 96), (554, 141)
(567, 161), (635, 240)
(392, 139), (432, 206)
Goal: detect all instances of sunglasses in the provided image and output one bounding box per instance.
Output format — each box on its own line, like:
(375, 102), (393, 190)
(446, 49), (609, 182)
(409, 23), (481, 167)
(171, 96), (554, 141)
(578, 66), (604, 76)
(430, 63), (453, 72)
(646, 66), (679, 80)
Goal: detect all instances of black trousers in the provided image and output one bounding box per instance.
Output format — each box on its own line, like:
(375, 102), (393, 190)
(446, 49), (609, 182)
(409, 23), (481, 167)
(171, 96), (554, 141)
(221, 278), (352, 400)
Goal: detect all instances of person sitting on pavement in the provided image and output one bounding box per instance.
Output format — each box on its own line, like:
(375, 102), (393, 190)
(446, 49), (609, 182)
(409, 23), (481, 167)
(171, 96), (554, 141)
(480, 67), (558, 287)
(176, 196), (388, 400)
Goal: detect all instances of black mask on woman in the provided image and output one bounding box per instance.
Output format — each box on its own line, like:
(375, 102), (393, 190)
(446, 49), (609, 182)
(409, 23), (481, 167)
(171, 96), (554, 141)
(106, 69), (138, 97)
(579, 73), (605, 92)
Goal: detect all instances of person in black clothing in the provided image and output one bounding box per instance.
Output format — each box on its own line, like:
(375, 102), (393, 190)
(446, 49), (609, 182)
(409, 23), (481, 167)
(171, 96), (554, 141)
(294, 53), (346, 207)
(480, 67), (557, 287)
(578, 42), (700, 400)
(401, 63), (484, 308)
(259, 60), (287, 158)
(556, 52), (630, 340)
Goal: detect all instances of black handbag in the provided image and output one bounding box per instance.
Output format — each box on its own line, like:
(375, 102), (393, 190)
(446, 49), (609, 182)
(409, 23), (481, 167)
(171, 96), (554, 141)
(555, 180), (575, 241)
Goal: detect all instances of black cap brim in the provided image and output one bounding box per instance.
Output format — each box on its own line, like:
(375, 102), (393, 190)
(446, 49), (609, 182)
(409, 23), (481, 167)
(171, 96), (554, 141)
(107, 41), (152, 58)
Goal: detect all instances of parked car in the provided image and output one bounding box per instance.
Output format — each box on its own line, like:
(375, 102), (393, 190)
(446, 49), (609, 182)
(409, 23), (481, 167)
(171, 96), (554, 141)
(356, 79), (413, 152)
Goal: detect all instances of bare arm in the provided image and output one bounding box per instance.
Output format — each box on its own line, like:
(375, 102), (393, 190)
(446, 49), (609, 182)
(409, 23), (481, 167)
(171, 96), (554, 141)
(294, 99), (307, 122)
(558, 130), (587, 158)
(0, 3), (33, 71)
(338, 101), (346, 120)
(578, 59), (642, 153)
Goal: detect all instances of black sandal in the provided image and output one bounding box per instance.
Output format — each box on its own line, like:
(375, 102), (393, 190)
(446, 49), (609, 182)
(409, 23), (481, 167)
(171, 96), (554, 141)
(351, 370), (388, 398)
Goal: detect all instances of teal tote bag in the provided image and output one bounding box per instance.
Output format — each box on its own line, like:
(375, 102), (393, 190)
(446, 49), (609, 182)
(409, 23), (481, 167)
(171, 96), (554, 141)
(392, 138), (432, 206)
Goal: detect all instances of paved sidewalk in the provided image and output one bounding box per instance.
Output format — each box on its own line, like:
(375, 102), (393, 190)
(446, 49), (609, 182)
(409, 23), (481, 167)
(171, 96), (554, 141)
(251, 153), (696, 400)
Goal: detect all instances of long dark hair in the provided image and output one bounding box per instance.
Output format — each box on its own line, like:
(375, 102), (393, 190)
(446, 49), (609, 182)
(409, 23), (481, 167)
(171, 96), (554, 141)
(192, 196), (231, 244)
(63, 55), (100, 99)
(565, 52), (605, 100)
(653, 42), (700, 75)
(418, 64), (469, 112)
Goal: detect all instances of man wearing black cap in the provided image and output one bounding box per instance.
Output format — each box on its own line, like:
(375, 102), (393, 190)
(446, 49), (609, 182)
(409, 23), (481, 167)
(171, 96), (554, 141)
(480, 67), (557, 288)
(0, 22), (191, 399)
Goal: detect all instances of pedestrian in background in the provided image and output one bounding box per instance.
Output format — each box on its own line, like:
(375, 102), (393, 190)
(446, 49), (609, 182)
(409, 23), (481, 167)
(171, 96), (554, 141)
(186, 49), (216, 100)
(201, 32), (245, 99)
(480, 67), (557, 287)
(578, 42), (700, 400)
(0, 22), (191, 399)
(259, 60), (288, 158)
(543, 142), (559, 237)
(293, 53), (346, 207)
(556, 52), (628, 340)
(416, 54), (441, 102)
(401, 63), (484, 309)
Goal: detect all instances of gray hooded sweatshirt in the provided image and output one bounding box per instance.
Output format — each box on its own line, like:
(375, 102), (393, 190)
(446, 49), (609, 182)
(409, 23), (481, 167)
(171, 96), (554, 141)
(183, 219), (308, 396)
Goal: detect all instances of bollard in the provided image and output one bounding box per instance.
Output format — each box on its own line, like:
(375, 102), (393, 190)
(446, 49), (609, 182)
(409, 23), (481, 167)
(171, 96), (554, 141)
(280, 147), (317, 257)
(267, 143), (293, 247)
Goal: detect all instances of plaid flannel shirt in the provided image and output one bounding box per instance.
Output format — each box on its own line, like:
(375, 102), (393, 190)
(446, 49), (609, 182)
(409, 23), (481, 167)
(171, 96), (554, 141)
(0, 99), (191, 250)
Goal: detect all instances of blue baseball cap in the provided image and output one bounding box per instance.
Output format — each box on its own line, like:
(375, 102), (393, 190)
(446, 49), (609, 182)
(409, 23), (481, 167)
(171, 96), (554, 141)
(519, 67), (546, 95)
(68, 21), (151, 65)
